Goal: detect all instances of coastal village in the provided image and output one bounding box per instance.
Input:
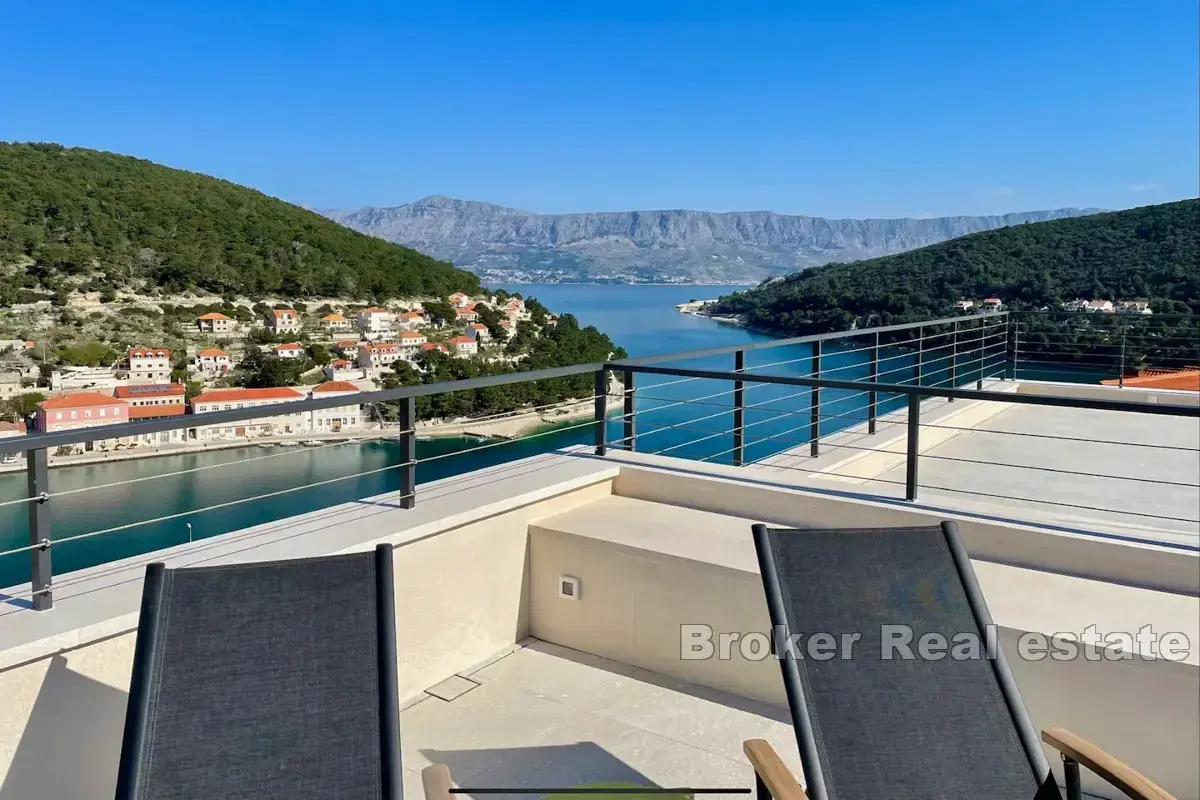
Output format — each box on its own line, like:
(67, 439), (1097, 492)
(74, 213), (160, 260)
(0, 291), (567, 465)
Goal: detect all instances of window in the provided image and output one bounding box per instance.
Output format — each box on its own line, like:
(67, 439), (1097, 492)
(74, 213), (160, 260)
(70, 411), (78, 420)
(56, 412), (63, 421)
(100, 408), (106, 417)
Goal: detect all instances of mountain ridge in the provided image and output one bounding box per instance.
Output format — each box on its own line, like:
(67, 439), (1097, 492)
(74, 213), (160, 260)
(323, 197), (1105, 284)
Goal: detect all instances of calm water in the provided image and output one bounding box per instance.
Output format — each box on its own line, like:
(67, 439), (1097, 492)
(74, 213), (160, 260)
(0, 284), (1023, 587)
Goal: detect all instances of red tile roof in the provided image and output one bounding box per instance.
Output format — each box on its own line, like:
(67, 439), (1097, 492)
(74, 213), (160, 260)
(321, 313), (347, 321)
(113, 383), (185, 399)
(129, 404), (187, 419)
(129, 347), (170, 358)
(197, 348), (229, 357)
(1101, 369), (1200, 391)
(270, 309), (297, 317)
(312, 381), (360, 393)
(331, 359), (352, 367)
(421, 343), (448, 352)
(197, 312), (232, 320)
(39, 392), (126, 410)
(192, 387), (304, 404)
(275, 343), (304, 351)
(448, 336), (475, 345)
(399, 331), (424, 339)
(0, 420), (26, 433)
(335, 340), (358, 348)
(368, 344), (401, 353)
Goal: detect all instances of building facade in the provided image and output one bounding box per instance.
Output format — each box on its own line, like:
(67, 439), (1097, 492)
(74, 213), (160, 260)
(357, 308), (394, 340)
(189, 387), (306, 441)
(448, 336), (478, 357)
(320, 313), (353, 331)
(112, 384), (187, 446)
(195, 348), (232, 374)
(196, 312), (236, 333)
(359, 343), (404, 370)
(266, 309), (301, 333)
(128, 348), (172, 384)
(275, 343), (306, 359)
(36, 392), (129, 453)
(308, 381), (363, 433)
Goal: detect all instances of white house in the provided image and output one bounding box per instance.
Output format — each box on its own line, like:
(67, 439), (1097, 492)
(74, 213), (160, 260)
(319, 313), (353, 331)
(396, 310), (428, 330)
(398, 330), (427, 354)
(196, 312), (236, 333)
(308, 381), (363, 433)
(265, 308), (301, 333)
(465, 323), (491, 343)
(953, 300), (975, 312)
(1085, 300), (1115, 313)
(323, 360), (364, 381)
(359, 343), (404, 370)
(50, 366), (120, 393)
(128, 347), (172, 384)
(189, 387), (306, 441)
(980, 298), (1004, 312)
(357, 307), (394, 340)
(334, 341), (362, 359)
(195, 348), (232, 375)
(504, 298), (529, 320)
(455, 304), (479, 323)
(274, 342), (306, 359)
(448, 292), (471, 308)
(1117, 300), (1152, 315)
(448, 336), (478, 357)
(0, 372), (22, 401)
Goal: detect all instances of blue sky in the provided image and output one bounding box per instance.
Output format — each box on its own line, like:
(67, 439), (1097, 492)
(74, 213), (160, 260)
(2, 0), (1197, 217)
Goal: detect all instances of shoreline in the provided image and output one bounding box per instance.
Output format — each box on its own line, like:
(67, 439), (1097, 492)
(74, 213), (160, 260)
(0, 388), (626, 473)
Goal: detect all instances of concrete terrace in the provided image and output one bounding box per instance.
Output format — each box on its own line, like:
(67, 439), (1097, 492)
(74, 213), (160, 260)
(0, 377), (1197, 800)
(754, 380), (1200, 548)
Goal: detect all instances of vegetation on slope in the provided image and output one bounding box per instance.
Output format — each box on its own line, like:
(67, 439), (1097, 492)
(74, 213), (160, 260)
(712, 200), (1199, 336)
(0, 142), (481, 301)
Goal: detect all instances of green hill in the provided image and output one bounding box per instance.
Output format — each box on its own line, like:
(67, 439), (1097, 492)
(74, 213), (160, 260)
(712, 199), (1200, 336)
(0, 142), (481, 301)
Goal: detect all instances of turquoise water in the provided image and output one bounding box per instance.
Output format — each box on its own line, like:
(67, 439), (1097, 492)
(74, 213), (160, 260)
(1, 284), (1007, 588)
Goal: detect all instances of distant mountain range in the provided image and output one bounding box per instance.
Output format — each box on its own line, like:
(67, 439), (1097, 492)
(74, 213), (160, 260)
(321, 196), (1104, 284)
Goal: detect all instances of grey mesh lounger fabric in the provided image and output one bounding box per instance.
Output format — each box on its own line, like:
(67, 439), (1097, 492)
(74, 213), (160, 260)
(751, 521), (1062, 800)
(114, 544), (402, 800)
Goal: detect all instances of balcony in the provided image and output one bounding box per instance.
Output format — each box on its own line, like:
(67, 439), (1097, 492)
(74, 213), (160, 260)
(0, 312), (1196, 799)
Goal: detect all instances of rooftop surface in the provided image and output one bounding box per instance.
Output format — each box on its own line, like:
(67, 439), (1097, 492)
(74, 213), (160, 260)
(754, 386), (1200, 549)
(400, 640), (795, 800)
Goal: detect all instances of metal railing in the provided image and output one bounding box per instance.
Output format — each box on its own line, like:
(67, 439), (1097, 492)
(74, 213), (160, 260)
(2, 311), (1197, 611)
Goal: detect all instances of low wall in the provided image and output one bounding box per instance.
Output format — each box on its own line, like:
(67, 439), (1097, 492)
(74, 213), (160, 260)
(0, 464), (613, 800)
(528, 507), (1199, 799)
(1016, 379), (1200, 408)
(613, 465), (1200, 595)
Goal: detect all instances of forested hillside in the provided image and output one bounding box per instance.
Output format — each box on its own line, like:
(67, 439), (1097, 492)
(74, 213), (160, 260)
(712, 200), (1199, 336)
(0, 142), (481, 301)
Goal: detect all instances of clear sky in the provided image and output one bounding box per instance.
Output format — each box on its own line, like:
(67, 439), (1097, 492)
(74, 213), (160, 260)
(3, 0), (1197, 218)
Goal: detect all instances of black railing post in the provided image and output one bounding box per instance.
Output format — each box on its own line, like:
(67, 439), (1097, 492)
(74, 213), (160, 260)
(809, 340), (821, 457)
(1062, 755), (1082, 800)
(398, 397), (415, 509)
(754, 773), (770, 800)
(732, 350), (745, 466)
(594, 368), (608, 456)
(868, 331), (879, 434)
(25, 446), (52, 610)
(622, 368), (636, 451)
(905, 393), (920, 502)
(948, 320), (958, 401)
